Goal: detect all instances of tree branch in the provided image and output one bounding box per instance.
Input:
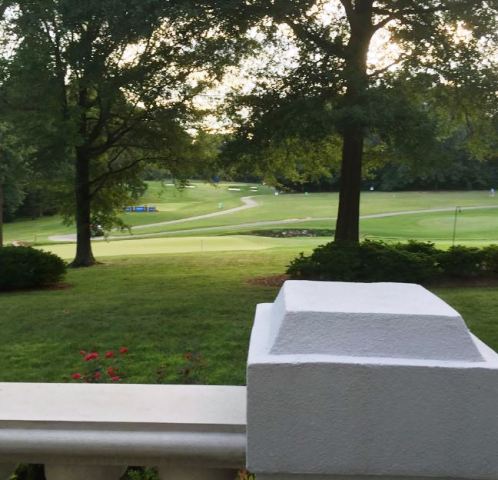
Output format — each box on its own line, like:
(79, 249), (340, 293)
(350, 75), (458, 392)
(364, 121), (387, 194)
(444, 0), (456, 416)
(89, 155), (142, 198)
(368, 53), (408, 77)
(339, 0), (354, 24)
(287, 20), (347, 59)
(372, 4), (451, 31)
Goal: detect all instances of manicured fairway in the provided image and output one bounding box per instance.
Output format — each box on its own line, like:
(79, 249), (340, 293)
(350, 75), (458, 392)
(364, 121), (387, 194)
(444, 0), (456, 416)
(4, 185), (498, 245)
(0, 248), (498, 384)
(110, 190), (498, 237)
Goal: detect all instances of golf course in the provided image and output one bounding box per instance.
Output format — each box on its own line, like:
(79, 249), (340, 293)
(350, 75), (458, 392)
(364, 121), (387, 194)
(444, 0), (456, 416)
(2, 182), (498, 384)
(4, 182), (498, 257)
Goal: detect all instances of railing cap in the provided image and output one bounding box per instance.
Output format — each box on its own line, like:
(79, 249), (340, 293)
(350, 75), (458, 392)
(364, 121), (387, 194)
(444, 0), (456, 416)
(0, 384), (246, 427)
(259, 280), (484, 362)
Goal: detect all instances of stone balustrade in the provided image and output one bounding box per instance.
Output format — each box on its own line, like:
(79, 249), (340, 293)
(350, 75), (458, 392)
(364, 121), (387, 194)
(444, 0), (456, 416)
(1, 280), (498, 480)
(0, 384), (245, 479)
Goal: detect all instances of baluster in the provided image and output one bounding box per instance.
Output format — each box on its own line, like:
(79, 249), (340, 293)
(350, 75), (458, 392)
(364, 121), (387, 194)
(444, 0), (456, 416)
(158, 465), (238, 480)
(0, 464), (16, 480)
(45, 464), (126, 480)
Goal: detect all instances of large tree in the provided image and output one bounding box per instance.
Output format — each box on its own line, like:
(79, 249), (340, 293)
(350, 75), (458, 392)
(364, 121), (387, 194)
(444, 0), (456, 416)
(1, 0), (251, 265)
(0, 124), (29, 246)
(228, 0), (497, 242)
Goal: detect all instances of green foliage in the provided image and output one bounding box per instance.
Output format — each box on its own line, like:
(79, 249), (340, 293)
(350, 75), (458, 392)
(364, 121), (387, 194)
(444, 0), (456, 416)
(438, 246), (485, 278)
(287, 240), (439, 283)
(288, 240), (498, 283)
(482, 245), (498, 275)
(12, 464), (45, 480)
(225, 1), (498, 192)
(123, 467), (158, 480)
(0, 246), (66, 291)
(0, 123), (30, 213)
(1, 0), (255, 263)
(394, 239), (441, 257)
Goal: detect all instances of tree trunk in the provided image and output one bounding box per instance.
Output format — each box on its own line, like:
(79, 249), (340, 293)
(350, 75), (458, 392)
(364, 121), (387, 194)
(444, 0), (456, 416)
(71, 86), (95, 267)
(335, 126), (364, 242)
(0, 182), (4, 247)
(71, 147), (95, 267)
(334, 0), (374, 243)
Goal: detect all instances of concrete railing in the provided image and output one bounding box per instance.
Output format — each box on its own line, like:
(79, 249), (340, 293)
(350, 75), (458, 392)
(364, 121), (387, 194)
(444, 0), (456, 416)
(0, 384), (245, 479)
(1, 280), (498, 480)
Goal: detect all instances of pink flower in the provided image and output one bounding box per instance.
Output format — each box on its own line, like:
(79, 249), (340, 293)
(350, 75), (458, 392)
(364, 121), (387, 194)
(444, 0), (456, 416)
(105, 351), (114, 359)
(84, 352), (99, 361)
(111, 376), (121, 382)
(94, 372), (102, 380)
(71, 373), (82, 380)
(119, 347), (128, 355)
(79, 350), (86, 356)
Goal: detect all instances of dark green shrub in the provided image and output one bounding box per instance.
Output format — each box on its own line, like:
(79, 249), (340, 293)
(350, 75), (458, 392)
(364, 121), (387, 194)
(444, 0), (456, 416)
(288, 242), (362, 282)
(394, 240), (439, 257)
(287, 240), (439, 284)
(437, 245), (484, 278)
(0, 246), (66, 291)
(13, 464), (45, 480)
(482, 245), (498, 275)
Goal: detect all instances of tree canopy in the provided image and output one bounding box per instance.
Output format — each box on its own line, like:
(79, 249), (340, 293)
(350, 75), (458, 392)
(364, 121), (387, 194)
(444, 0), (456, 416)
(0, 0), (253, 264)
(225, 0), (498, 241)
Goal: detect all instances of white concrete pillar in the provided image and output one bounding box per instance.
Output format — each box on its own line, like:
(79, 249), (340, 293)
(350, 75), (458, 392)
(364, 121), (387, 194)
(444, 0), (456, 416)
(0, 464), (16, 480)
(247, 281), (498, 480)
(45, 464), (126, 480)
(158, 465), (237, 480)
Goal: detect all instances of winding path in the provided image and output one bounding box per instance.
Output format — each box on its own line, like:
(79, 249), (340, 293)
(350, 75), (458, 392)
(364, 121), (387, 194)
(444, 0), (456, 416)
(48, 196), (259, 243)
(48, 202), (498, 244)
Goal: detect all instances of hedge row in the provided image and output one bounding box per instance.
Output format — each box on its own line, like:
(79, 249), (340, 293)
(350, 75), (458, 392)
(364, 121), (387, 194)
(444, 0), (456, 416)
(0, 246), (66, 291)
(287, 240), (498, 284)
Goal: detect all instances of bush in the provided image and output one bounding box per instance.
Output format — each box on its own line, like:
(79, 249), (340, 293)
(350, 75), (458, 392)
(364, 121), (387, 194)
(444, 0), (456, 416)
(394, 240), (440, 256)
(287, 240), (439, 284)
(437, 245), (484, 278)
(287, 240), (498, 284)
(0, 246), (66, 291)
(482, 245), (498, 275)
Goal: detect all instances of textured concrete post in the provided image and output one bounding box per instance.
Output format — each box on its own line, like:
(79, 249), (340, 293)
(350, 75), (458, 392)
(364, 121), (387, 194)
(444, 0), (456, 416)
(247, 281), (498, 480)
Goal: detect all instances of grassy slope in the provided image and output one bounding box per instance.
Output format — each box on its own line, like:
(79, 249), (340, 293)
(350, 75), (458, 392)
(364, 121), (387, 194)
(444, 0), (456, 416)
(0, 248), (497, 384)
(3, 181), (273, 244)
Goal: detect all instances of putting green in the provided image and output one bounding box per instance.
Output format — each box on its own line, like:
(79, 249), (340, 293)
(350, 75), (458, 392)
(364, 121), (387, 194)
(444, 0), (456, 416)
(39, 235), (324, 259)
(361, 207), (498, 244)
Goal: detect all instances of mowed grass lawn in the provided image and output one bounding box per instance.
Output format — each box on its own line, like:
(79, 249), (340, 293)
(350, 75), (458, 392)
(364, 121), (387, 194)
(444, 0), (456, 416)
(40, 236), (324, 259)
(361, 207), (498, 244)
(1, 248), (498, 384)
